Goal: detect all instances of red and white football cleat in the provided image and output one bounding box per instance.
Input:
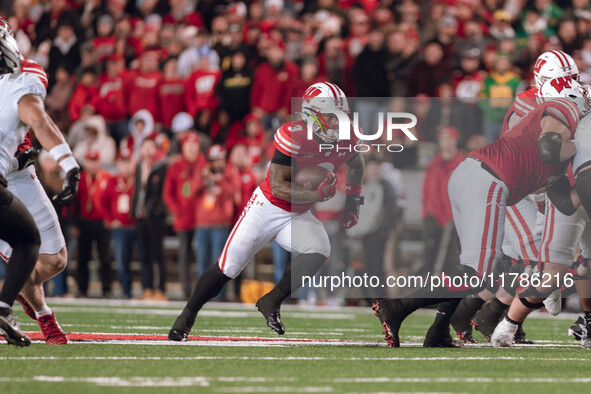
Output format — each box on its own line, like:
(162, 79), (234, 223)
(38, 313), (68, 345)
(15, 294), (36, 321)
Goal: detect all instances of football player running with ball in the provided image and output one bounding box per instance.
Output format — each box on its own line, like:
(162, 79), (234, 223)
(169, 82), (365, 340)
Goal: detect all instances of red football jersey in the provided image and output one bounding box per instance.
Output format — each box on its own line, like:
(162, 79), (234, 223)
(471, 99), (580, 206)
(501, 87), (542, 133)
(260, 120), (359, 213)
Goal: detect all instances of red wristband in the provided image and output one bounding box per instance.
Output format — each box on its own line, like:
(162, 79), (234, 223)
(345, 184), (362, 195)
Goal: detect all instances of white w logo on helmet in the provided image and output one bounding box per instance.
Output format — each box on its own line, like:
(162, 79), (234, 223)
(301, 82), (349, 143)
(534, 50), (579, 89)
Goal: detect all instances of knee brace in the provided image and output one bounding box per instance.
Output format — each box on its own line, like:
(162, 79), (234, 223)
(516, 284), (547, 309)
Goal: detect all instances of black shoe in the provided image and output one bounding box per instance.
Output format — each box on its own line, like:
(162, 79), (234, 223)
(455, 329), (478, 343)
(514, 323), (534, 344)
(568, 316), (584, 341)
(582, 316), (591, 349)
(450, 297), (483, 338)
(256, 295), (285, 335)
(168, 329), (188, 341)
(0, 307), (31, 347)
(372, 299), (409, 348)
(168, 307), (196, 341)
(471, 306), (503, 342)
(423, 325), (463, 348)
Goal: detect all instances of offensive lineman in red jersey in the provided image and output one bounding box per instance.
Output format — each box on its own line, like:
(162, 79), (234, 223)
(373, 76), (586, 348)
(168, 82), (365, 340)
(449, 50), (581, 343)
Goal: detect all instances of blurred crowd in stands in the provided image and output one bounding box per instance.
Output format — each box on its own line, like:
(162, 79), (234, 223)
(0, 0), (589, 302)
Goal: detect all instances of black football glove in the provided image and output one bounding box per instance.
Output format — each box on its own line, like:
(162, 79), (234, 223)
(52, 167), (80, 205)
(15, 148), (39, 171)
(546, 175), (576, 216)
(342, 194), (364, 229)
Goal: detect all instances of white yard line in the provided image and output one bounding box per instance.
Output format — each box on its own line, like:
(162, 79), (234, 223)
(0, 376), (295, 387)
(216, 387), (334, 392)
(333, 377), (591, 383)
(2, 356), (590, 361)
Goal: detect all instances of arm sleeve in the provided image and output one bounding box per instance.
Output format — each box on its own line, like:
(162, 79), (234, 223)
(271, 149), (292, 166)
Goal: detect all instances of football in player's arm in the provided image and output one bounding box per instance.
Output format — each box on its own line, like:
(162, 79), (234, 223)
(268, 149), (365, 227)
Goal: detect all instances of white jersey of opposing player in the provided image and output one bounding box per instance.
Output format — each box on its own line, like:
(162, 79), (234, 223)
(0, 71), (46, 178)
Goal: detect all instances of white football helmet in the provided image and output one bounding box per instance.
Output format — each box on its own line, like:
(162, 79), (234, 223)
(0, 16), (21, 74)
(539, 76), (590, 114)
(300, 81), (349, 143)
(534, 50), (579, 89)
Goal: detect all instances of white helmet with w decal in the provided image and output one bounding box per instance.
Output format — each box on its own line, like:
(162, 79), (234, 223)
(540, 76), (590, 115)
(533, 50), (579, 88)
(301, 81), (349, 143)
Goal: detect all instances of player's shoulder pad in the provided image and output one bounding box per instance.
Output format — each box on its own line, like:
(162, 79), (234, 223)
(20, 59), (48, 89)
(273, 121), (305, 156)
(543, 98), (580, 129)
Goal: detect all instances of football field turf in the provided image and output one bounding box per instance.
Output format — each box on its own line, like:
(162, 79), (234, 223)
(1, 299), (590, 393)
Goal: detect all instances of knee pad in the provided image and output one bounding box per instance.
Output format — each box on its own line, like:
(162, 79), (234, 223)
(518, 296), (545, 309)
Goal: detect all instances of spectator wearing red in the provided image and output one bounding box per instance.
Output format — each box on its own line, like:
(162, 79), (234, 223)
(250, 40), (298, 131)
(125, 49), (162, 121)
(69, 68), (98, 123)
(228, 143), (257, 224)
(158, 57), (186, 132)
(121, 109), (169, 162)
(74, 151), (113, 297)
(452, 47), (487, 99)
(195, 145), (241, 282)
(285, 57), (325, 110)
(93, 53), (128, 145)
(92, 14), (116, 63)
(163, 133), (206, 298)
(226, 113), (264, 166)
(177, 30), (220, 78)
(163, 0), (205, 28)
(185, 54), (221, 118)
(421, 127), (464, 273)
(100, 149), (137, 298)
